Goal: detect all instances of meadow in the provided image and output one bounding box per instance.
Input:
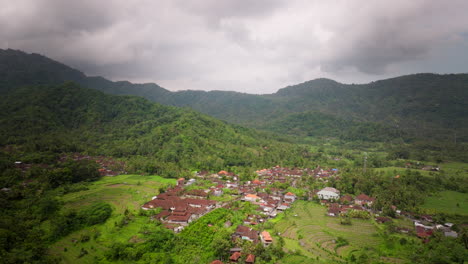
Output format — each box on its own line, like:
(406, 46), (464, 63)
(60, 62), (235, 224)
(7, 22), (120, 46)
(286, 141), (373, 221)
(422, 190), (468, 215)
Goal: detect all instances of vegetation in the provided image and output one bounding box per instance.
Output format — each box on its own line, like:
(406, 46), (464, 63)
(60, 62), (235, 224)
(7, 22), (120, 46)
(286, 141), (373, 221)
(422, 191), (468, 215)
(2, 49), (468, 148)
(0, 82), (318, 177)
(0, 49), (467, 263)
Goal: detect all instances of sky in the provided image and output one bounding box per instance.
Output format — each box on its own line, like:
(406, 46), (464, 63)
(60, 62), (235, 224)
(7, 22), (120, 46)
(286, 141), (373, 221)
(1, 0), (468, 94)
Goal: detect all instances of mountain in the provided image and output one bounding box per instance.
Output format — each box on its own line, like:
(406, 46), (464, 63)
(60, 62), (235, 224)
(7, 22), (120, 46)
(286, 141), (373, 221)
(2, 49), (468, 142)
(0, 82), (312, 176)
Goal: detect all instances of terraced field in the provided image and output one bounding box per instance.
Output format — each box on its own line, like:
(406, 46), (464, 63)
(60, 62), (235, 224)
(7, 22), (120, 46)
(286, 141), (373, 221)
(272, 201), (394, 263)
(48, 174), (176, 263)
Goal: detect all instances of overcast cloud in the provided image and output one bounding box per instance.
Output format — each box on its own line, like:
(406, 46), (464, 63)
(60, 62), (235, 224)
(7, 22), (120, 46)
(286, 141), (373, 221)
(1, 0), (468, 93)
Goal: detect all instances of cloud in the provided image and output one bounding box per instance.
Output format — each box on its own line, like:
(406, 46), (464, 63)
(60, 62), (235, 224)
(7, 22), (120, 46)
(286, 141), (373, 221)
(1, 0), (468, 93)
(319, 1), (468, 74)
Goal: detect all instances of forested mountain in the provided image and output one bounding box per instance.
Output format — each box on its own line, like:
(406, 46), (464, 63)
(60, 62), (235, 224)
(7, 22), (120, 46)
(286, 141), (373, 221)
(2, 49), (468, 142)
(0, 83), (315, 176)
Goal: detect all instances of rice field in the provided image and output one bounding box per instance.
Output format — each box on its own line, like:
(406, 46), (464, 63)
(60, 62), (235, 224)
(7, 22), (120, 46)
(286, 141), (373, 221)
(271, 200), (407, 263)
(422, 190), (468, 215)
(48, 174), (176, 263)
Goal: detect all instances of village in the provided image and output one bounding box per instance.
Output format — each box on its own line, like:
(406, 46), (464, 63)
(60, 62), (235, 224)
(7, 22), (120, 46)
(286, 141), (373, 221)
(140, 166), (459, 263)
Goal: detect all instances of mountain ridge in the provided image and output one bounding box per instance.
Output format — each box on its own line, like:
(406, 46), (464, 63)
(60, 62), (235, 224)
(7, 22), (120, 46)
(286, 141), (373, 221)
(2, 49), (468, 142)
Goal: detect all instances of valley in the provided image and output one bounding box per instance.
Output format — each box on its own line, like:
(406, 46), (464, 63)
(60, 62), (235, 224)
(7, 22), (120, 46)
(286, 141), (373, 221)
(0, 50), (467, 264)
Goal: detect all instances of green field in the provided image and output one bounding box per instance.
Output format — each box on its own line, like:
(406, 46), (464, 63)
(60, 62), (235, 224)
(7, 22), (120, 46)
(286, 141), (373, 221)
(422, 190), (468, 215)
(48, 174), (176, 263)
(441, 162), (468, 178)
(271, 201), (416, 263)
(61, 174), (175, 213)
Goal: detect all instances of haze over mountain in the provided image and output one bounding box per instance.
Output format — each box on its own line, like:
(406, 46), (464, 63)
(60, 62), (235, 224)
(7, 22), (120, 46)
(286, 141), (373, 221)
(2, 49), (468, 143)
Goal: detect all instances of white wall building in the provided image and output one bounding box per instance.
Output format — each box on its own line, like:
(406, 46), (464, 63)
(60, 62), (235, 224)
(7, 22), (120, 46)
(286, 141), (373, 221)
(317, 187), (340, 200)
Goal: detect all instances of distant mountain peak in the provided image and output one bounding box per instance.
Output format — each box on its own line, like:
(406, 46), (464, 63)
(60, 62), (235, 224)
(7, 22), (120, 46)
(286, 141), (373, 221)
(275, 78), (342, 96)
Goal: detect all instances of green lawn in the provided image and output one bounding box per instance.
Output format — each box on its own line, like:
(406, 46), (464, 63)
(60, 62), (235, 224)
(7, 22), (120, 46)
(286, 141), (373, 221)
(48, 174), (176, 262)
(422, 190), (468, 215)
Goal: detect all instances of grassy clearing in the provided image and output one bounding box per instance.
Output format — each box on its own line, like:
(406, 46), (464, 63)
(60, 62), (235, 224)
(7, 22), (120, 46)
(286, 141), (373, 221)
(421, 190), (468, 215)
(441, 162), (468, 178)
(49, 174), (175, 262)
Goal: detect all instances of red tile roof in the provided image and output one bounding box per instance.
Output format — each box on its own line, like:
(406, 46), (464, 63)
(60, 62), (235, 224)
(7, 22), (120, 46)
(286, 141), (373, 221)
(229, 251), (241, 261)
(356, 194), (375, 202)
(261, 231), (272, 242)
(167, 213), (191, 222)
(246, 254), (255, 263)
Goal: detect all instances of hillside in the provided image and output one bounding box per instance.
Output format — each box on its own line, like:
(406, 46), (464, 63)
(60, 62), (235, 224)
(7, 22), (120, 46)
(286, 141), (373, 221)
(0, 82), (312, 176)
(2, 49), (468, 143)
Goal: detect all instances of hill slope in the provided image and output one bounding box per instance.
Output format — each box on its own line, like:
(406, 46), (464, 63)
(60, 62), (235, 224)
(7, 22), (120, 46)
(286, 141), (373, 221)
(0, 82), (311, 175)
(2, 49), (468, 142)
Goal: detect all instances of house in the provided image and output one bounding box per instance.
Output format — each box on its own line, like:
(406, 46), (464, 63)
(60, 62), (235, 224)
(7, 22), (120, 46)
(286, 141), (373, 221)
(218, 170), (228, 175)
(234, 225), (259, 243)
(226, 182), (238, 188)
(317, 187), (340, 200)
(211, 260), (224, 264)
(230, 248), (242, 254)
(327, 206), (340, 217)
(244, 194), (264, 203)
(415, 221), (434, 239)
(252, 179), (263, 186)
(245, 254), (255, 263)
(261, 231), (273, 246)
(444, 231), (458, 238)
(211, 188), (223, 197)
(167, 212), (192, 225)
(355, 194), (375, 206)
(185, 189), (208, 198)
(229, 252), (241, 262)
(186, 178), (196, 186)
(421, 215), (433, 222)
(416, 226), (433, 238)
(340, 195), (353, 204)
(177, 178), (185, 186)
(284, 192), (296, 202)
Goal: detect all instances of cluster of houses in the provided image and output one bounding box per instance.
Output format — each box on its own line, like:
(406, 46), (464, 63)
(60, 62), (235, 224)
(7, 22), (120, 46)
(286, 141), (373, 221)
(315, 187), (376, 217)
(314, 186), (460, 241)
(140, 166), (461, 263)
(209, 226), (273, 264)
(142, 169), (299, 264)
(256, 166), (339, 183)
(413, 218), (458, 241)
(211, 251), (256, 264)
(59, 153), (126, 176)
(142, 178), (218, 232)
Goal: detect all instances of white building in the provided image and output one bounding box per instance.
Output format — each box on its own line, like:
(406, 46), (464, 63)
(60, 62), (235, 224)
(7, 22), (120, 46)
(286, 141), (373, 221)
(317, 187), (340, 200)
(284, 192), (297, 202)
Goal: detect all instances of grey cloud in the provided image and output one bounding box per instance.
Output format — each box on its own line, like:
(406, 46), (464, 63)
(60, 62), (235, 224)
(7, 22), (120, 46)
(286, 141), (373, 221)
(320, 1), (468, 75)
(177, 0), (286, 22)
(1, 0), (468, 93)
